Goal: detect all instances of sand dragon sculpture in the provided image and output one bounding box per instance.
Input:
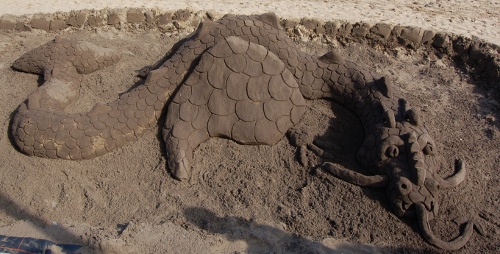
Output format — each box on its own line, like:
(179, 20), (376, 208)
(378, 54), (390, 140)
(10, 13), (480, 250)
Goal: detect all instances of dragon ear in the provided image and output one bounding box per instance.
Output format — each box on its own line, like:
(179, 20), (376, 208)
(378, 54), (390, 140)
(398, 98), (419, 125)
(406, 108), (420, 126)
(375, 76), (393, 99)
(319, 51), (345, 64)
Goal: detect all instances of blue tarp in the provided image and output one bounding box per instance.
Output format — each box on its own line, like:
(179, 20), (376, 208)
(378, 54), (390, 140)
(0, 235), (82, 254)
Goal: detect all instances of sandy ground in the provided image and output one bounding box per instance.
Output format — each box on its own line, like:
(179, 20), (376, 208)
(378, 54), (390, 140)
(0, 1), (499, 254)
(1, 0), (499, 45)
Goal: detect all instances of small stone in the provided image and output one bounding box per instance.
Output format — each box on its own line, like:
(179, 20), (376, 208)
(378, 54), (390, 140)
(433, 33), (450, 48)
(421, 30), (436, 44)
(50, 19), (67, 31)
(158, 13), (173, 25)
(337, 23), (353, 36)
(452, 36), (473, 55)
(315, 26), (326, 34)
(370, 23), (392, 39)
(283, 19), (299, 29)
(391, 25), (403, 37)
(301, 18), (320, 30)
(86, 15), (105, 27)
(352, 22), (371, 37)
(127, 11), (144, 23)
(145, 10), (155, 24)
(107, 13), (121, 25)
(15, 22), (31, 31)
(205, 10), (219, 21)
(0, 19), (15, 30)
(173, 9), (191, 21)
(67, 11), (88, 27)
(400, 26), (423, 46)
(31, 18), (50, 31)
(324, 21), (340, 37)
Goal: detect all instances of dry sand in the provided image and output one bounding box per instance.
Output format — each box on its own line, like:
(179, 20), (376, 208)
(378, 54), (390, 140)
(1, 0), (499, 45)
(0, 1), (499, 253)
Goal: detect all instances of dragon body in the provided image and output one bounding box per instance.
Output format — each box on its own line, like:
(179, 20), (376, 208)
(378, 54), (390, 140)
(10, 13), (477, 250)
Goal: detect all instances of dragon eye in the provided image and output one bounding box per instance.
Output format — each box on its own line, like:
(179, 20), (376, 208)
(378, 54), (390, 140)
(423, 143), (434, 155)
(386, 145), (399, 158)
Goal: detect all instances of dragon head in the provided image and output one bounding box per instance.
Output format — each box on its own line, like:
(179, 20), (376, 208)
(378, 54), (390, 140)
(373, 122), (442, 220)
(351, 98), (475, 250)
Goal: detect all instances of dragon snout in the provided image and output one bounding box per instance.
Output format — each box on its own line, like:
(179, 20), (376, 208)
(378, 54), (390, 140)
(391, 176), (412, 217)
(390, 175), (441, 220)
(409, 156), (475, 250)
(391, 177), (474, 250)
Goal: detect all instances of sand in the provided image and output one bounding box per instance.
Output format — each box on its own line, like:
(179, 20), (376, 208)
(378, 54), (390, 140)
(1, 0), (499, 45)
(0, 1), (499, 253)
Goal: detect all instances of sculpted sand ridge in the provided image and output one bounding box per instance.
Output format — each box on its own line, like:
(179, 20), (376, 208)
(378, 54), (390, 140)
(1, 0), (498, 45)
(9, 13), (483, 250)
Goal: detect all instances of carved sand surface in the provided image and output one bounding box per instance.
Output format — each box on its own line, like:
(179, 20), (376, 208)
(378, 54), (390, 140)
(0, 10), (499, 254)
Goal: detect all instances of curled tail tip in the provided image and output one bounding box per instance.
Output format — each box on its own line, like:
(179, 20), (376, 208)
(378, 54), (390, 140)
(453, 217), (485, 236)
(11, 48), (46, 73)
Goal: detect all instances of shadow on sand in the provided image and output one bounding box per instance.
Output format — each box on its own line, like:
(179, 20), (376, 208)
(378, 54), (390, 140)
(0, 192), (94, 253)
(184, 206), (385, 254)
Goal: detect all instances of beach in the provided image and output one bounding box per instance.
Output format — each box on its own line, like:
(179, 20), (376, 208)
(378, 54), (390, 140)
(0, 1), (499, 253)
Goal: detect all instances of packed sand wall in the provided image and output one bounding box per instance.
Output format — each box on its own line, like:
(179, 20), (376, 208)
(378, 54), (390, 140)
(1, 8), (498, 91)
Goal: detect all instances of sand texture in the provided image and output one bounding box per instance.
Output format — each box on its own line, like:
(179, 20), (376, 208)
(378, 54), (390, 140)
(0, 2), (499, 254)
(1, 0), (499, 45)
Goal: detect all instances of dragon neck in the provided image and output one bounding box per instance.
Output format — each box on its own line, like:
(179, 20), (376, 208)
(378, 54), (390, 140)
(289, 54), (398, 135)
